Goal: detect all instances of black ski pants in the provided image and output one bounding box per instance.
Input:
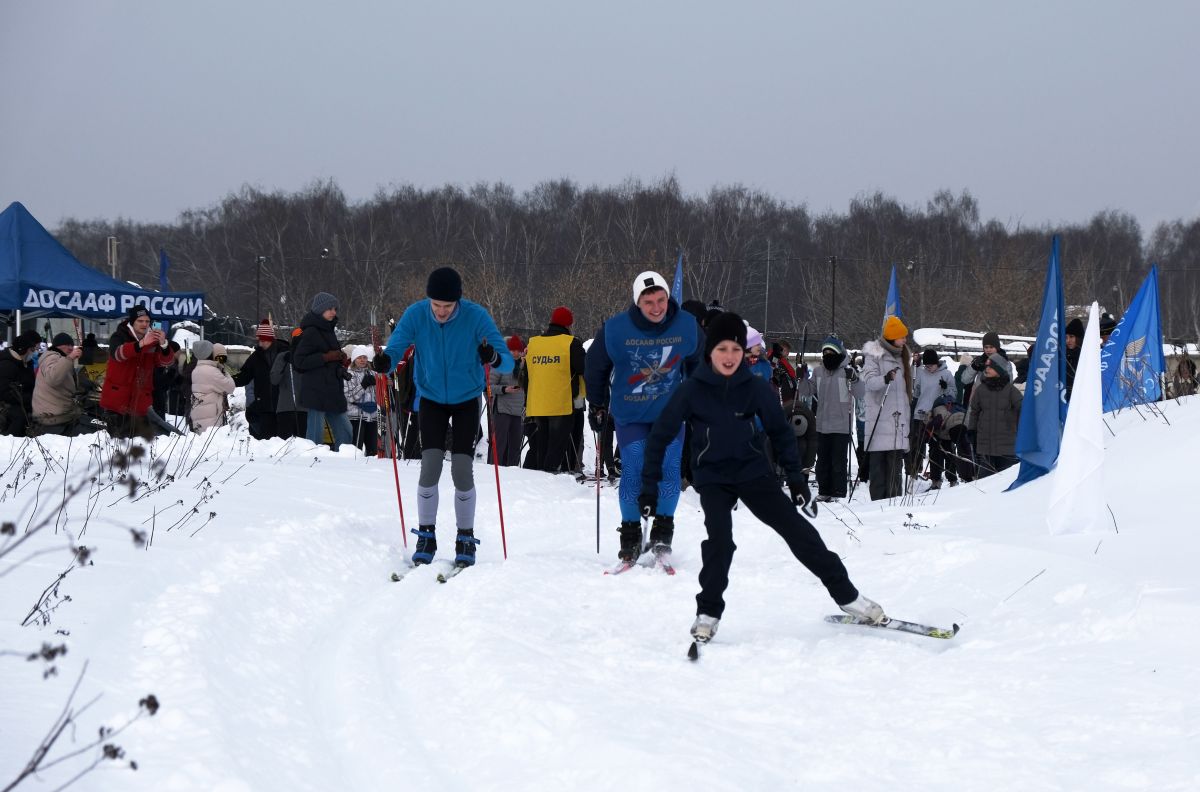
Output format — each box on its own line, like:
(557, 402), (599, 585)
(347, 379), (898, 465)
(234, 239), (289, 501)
(868, 450), (904, 500)
(815, 432), (850, 497)
(531, 414), (573, 473)
(694, 477), (858, 619)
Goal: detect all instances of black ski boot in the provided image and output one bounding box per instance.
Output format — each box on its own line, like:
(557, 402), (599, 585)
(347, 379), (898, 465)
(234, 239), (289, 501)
(617, 521), (642, 563)
(454, 529), (480, 567)
(647, 515), (674, 557)
(411, 525), (437, 565)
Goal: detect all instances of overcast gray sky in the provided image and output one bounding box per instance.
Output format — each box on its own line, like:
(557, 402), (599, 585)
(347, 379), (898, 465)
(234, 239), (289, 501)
(3, 0), (1197, 234)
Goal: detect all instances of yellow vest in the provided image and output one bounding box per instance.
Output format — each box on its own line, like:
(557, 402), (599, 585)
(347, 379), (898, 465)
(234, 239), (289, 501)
(526, 334), (574, 416)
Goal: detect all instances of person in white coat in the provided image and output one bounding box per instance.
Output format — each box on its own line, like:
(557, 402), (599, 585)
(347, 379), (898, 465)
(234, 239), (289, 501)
(189, 340), (234, 433)
(861, 316), (912, 500)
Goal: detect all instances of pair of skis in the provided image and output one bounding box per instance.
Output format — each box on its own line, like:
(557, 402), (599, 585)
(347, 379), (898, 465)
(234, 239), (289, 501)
(390, 561), (470, 584)
(687, 615), (960, 661)
(605, 551), (675, 576)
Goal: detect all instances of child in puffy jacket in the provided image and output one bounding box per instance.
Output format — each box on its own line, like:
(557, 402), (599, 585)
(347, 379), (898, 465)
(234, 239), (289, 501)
(189, 340), (234, 433)
(345, 345), (379, 456)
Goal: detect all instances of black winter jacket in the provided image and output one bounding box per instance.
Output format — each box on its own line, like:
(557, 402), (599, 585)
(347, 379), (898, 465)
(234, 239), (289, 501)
(0, 350), (35, 411)
(293, 312), (347, 413)
(234, 340), (287, 413)
(642, 362), (803, 492)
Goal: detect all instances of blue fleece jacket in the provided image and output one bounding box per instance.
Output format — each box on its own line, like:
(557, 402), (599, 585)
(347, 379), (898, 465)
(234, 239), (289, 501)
(583, 300), (701, 426)
(383, 298), (513, 406)
(642, 361), (803, 491)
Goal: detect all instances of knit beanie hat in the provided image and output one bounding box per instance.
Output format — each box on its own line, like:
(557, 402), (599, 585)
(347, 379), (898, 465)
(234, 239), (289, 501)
(351, 345), (372, 362)
(882, 316), (908, 341)
(256, 320), (275, 341)
(1099, 313), (1118, 334)
(506, 334), (525, 352)
(632, 270), (669, 303)
(51, 333), (75, 348)
(550, 306), (574, 328)
(127, 305), (151, 322)
(310, 292), (338, 314)
(922, 348), (939, 366)
(986, 352), (1010, 383)
(212, 343), (227, 358)
(1065, 317), (1084, 338)
(426, 267), (463, 302)
(13, 330), (42, 353)
(820, 335), (846, 355)
(704, 312), (747, 358)
(982, 331), (1001, 350)
(291, 327), (303, 338)
(192, 340), (214, 360)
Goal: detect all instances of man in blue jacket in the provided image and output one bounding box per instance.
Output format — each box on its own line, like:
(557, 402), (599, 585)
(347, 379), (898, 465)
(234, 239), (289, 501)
(584, 270), (702, 564)
(377, 267), (513, 568)
(639, 312), (885, 645)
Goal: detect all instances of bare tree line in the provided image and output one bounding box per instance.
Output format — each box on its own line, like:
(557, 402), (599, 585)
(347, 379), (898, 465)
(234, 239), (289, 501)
(52, 178), (1200, 347)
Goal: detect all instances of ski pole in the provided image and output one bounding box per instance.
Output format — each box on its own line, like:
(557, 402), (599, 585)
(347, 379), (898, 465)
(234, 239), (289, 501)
(594, 429), (601, 554)
(483, 362), (508, 560)
(380, 373), (407, 546)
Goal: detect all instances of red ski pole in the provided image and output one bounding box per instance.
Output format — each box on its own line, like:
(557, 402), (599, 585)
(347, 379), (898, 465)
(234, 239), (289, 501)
(483, 362), (508, 560)
(380, 372), (407, 547)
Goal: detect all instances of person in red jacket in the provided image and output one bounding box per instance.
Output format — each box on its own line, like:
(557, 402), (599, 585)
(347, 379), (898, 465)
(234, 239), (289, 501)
(100, 306), (176, 438)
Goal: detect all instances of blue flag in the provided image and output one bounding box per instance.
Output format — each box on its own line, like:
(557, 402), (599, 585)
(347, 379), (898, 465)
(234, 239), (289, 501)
(1007, 237), (1066, 491)
(1100, 266), (1165, 412)
(158, 247), (170, 291)
(672, 250), (684, 304)
(882, 264), (903, 327)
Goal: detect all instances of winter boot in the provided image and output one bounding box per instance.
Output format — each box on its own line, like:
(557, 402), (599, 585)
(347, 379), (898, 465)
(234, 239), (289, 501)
(454, 529), (480, 568)
(839, 594), (886, 624)
(617, 521), (642, 563)
(647, 514), (674, 557)
(690, 614), (720, 644)
(411, 526), (437, 565)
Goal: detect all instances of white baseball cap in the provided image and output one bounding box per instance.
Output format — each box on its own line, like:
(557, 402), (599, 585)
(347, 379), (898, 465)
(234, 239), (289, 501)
(632, 270), (670, 304)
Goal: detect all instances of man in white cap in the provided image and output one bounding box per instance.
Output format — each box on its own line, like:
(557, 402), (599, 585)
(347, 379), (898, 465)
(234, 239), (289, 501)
(584, 270), (702, 566)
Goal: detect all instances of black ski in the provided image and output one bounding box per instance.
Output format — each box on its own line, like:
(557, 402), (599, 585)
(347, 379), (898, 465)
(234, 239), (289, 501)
(824, 614), (959, 639)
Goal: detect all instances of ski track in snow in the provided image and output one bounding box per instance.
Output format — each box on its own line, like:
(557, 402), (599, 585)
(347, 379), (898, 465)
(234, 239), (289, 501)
(2, 399), (1199, 791)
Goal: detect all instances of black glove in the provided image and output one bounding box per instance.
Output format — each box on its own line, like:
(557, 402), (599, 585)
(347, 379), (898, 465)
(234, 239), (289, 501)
(939, 378), (949, 390)
(788, 478), (818, 518)
(478, 341), (500, 367)
(588, 405), (608, 432)
(638, 491), (657, 519)
(846, 367), (859, 383)
(371, 352), (392, 373)
(884, 368), (897, 383)
(971, 355), (987, 372)
(361, 372), (376, 389)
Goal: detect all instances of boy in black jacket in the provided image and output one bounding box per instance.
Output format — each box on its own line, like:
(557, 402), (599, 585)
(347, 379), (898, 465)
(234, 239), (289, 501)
(640, 313), (885, 644)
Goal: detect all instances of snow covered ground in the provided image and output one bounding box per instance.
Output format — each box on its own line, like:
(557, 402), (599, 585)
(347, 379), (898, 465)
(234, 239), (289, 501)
(2, 397), (1198, 791)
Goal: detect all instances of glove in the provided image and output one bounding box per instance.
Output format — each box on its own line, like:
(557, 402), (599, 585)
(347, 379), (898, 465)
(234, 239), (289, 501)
(971, 355), (987, 372)
(478, 341), (500, 367)
(371, 352), (392, 373)
(638, 491), (657, 518)
(845, 367), (859, 383)
(361, 372), (376, 389)
(588, 405), (608, 432)
(322, 350), (344, 362)
(788, 479), (818, 518)
(939, 379), (949, 390)
(884, 368), (897, 383)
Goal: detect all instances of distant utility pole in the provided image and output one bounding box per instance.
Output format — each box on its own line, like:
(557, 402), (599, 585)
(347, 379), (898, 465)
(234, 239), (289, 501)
(830, 255), (837, 334)
(107, 236), (119, 278)
(764, 239), (771, 334)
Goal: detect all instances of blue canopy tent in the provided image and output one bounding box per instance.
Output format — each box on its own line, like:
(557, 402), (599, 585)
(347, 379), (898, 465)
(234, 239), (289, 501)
(0, 202), (204, 331)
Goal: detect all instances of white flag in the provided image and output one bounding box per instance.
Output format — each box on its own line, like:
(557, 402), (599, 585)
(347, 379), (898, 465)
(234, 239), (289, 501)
(1047, 302), (1107, 534)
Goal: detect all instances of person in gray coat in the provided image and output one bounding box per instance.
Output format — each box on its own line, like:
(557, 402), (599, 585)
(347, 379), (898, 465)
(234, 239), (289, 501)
(910, 348), (957, 487)
(795, 335), (865, 500)
(861, 316), (913, 500)
(967, 353), (1022, 477)
(489, 335), (527, 466)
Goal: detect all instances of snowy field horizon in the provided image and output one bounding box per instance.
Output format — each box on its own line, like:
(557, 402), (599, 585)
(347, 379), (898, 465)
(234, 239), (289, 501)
(2, 395), (1197, 791)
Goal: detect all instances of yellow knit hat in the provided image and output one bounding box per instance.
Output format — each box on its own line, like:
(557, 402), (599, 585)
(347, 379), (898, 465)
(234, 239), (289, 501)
(882, 315), (908, 341)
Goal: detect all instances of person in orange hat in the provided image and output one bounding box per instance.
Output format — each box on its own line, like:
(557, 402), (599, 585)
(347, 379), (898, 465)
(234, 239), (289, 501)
(861, 315), (913, 500)
(488, 335), (527, 466)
